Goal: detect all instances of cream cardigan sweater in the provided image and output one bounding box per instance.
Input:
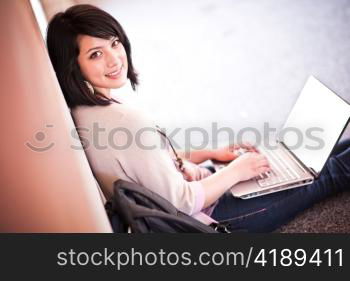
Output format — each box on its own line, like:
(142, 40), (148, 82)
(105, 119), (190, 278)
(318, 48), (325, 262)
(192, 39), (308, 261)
(71, 98), (207, 217)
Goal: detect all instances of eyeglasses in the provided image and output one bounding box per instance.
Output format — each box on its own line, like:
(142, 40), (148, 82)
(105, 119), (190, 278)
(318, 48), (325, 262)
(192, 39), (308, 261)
(156, 125), (184, 172)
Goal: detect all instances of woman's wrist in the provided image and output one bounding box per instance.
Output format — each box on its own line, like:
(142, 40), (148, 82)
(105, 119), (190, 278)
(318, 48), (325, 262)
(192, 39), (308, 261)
(200, 162), (241, 207)
(226, 160), (243, 183)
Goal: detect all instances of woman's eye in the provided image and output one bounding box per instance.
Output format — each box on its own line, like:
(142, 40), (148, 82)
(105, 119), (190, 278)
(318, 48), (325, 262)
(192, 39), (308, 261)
(112, 39), (120, 48)
(90, 51), (102, 59)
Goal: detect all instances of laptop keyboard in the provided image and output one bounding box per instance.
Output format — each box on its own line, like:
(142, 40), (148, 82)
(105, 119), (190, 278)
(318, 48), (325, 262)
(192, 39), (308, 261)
(256, 146), (302, 188)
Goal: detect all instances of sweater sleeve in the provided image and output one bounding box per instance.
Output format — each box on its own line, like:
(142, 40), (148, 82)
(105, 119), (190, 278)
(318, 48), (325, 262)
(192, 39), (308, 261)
(107, 107), (205, 215)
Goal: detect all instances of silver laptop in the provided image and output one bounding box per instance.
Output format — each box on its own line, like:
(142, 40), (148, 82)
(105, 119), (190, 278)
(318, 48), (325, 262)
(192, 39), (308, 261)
(217, 76), (350, 199)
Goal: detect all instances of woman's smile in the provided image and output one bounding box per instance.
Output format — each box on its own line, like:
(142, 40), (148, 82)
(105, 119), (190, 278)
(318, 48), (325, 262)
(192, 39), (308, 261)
(105, 65), (124, 79)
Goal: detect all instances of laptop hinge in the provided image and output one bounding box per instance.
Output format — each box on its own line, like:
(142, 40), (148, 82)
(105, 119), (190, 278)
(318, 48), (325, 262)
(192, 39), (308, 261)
(277, 140), (318, 178)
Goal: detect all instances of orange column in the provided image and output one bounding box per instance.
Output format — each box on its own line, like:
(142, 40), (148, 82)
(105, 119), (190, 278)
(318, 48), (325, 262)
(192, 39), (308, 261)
(0, 0), (112, 232)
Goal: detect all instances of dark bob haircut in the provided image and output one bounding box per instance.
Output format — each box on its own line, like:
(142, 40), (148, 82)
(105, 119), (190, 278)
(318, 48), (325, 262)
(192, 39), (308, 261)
(47, 4), (138, 108)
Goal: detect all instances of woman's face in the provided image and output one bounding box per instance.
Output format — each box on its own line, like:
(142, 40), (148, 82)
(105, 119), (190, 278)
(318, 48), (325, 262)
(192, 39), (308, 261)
(77, 35), (128, 97)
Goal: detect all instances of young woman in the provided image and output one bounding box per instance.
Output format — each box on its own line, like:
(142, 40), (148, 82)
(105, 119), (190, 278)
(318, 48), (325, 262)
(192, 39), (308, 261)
(47, 4), (350, 232)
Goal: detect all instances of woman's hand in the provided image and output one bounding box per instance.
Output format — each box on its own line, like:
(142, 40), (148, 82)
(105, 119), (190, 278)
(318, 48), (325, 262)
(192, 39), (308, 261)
(228, 152), (270, 182)
(211, 143), (258, 163)
(199, 150), (270, 208)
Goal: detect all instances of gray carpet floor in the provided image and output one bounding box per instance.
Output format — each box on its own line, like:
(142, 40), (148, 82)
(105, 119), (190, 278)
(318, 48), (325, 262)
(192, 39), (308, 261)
(276, 191), (350, 233)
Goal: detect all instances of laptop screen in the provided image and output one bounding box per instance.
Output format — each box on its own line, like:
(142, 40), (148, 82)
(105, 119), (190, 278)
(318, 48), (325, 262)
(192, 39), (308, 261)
(280, 76), (350, 174)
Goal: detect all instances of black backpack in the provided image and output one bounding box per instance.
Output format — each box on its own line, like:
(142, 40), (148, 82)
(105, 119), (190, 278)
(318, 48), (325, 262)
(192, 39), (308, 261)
(105, 179), (226, 233)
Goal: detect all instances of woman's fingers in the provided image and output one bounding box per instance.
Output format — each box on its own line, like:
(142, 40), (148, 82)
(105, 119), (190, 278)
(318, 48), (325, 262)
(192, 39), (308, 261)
(228, 142), (258, 153)
(240, 142), (258, 152)
(256, 165), (271, 175)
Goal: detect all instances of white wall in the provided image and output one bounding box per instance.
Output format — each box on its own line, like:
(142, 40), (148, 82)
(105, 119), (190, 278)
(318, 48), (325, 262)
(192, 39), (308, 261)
(95, 0), (350, 147)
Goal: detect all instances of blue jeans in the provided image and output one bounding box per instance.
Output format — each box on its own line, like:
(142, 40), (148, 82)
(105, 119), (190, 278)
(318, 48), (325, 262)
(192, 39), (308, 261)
(211, 139), (350, 233)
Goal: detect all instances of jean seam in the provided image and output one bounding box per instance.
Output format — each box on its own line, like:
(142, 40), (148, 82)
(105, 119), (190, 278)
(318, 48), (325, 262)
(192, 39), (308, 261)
(218, 207), (268, 223)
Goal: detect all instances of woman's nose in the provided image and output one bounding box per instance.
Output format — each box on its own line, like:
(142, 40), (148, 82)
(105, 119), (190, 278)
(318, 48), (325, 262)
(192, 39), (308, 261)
(106, 51), (121, 68)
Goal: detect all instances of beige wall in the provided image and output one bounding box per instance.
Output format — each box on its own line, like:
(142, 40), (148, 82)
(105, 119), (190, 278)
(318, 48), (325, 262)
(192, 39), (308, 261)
(40, 0), (107, 21)
(40, 0), (75, 21)
(0, 0), (112, 232)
